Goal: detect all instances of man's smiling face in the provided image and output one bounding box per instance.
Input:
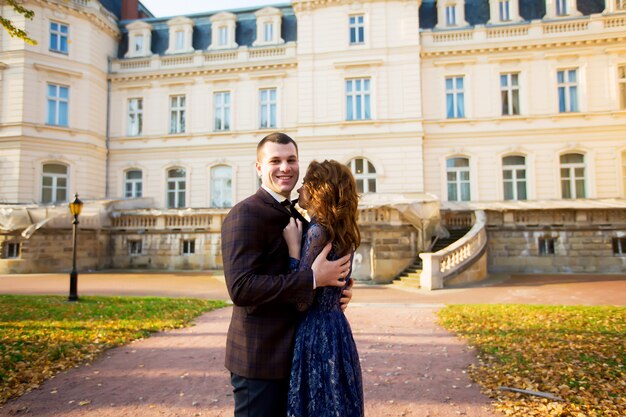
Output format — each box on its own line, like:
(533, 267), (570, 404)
(256, 141), (300, 198)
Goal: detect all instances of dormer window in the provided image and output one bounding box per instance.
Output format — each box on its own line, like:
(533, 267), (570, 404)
(165, 16), (194, 54)
(125, 20), (152, 58)
(544, 0), (580, 19)
(436, 1), (468, 29)
(210, 12), (238, 50)
(488, 0), (521, 24)
(253, 7), (284, 47)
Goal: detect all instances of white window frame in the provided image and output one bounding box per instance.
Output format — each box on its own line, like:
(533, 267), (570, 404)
(617, 64), (626, 110)
(182, 239), (195, 255)
(125, 20), (153, 58)
(445, 76), (465, 119)
(488, 0), (522, 23)
(499, 0), (511, 21)
(259, 88), (277, 129)
(436, 0), (468, 29)
(209, 12), (238, 50)
(557, 68), (579, 113)
(538, 237), (556, 256)
(210, 165), (233, 208)
(501, 72), (520, 116)
(349, 158), (377, 194)
(346, 78), (371, 121)
(544, 0), (580, 19)
(556, 0), (568, 15)
(446, 157), (471, 202)
(165, 16), (194, 54)
(124, 169), (143, 199)
(169, 95), (186, 134)
(167, 168), (186, 209)
(127, 97), (143, 136)
(253, 7), (284, 46)
(613, 237), (626, 256)
(502, 155), (527, 201)
(41, 163), (68, 204)
(213, 91), (231, 131)
(47, 83), (69, 126)
(560, 153), (586, 199)
(49, 21), (69, 54)
(349, 14), (365, 45)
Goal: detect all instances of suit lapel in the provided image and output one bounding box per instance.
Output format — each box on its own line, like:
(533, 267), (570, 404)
(256, 188), (290, 216)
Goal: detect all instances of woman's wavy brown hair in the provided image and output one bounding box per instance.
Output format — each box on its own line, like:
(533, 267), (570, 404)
(302, 160), (361, 256)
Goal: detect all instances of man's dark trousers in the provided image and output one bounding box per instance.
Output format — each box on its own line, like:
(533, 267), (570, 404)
(231, 373), (288, 417)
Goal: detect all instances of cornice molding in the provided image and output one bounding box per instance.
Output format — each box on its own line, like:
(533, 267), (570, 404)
(293, 0), (421, 13)
(109, 62), (297, 83)
(334, 59), (384, 69)
(421, 36), (626, 58)
(34, 63), (83, 78)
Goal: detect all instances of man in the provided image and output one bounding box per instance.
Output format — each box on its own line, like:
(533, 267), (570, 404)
(221, 132), (352, 417)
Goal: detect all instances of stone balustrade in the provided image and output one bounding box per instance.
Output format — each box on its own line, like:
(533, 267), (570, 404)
(422, 14), (625, 49)
(111, 43), (297, 74)
(419, 211), (487, 290)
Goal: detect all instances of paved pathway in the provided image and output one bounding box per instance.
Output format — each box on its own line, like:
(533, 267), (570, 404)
(0, 272), (624, 416)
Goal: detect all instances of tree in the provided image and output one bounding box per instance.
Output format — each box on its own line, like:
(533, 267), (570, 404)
(0, 0), (37, 45)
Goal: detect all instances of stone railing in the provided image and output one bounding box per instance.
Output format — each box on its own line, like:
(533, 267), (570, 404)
(419, 211), (487, 290)
(421, 14), (625, 48)
(111, 43), (297, 74)
(110, 210), (228, 232)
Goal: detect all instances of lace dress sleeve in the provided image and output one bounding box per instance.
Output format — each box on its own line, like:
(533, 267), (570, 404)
(287, 223), (328, 273)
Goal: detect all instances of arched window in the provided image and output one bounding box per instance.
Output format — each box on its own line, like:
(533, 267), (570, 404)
(560, 153), (585, 199)
(41, 163), (68, 203)
(348, 158), (376, 193)
(502, 155), (527, 200)
(125, 170), (143, 198)
(167, 168), (186, 208)
(211, 165), (232, 208)
(446, 157), (470, 201)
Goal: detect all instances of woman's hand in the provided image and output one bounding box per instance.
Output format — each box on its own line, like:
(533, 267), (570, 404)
(283, 218), (303, 259)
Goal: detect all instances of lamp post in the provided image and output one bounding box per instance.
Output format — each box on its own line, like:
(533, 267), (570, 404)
(68, 193), (83, 302)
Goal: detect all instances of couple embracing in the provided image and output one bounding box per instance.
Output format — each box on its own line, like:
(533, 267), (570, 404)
(221, 132), (364, 417)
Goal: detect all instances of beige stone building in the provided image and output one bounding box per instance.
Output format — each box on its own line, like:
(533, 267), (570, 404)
(1, 0), (625, 285)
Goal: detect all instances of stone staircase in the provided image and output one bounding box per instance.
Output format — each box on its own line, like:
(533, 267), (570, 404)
(392, 227), (471, 289)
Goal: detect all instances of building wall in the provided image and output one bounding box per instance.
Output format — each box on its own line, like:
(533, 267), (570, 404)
(0, 0), (119, 203)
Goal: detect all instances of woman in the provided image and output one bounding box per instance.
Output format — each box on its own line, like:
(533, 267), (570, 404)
(282, 160), (364, 417)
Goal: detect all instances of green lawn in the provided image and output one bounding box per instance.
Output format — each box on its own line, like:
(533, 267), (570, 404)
(438, 304), (626, 417)
(0, 295), (226, 405)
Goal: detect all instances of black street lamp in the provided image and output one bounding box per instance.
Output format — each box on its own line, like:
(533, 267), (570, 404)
(68, 193), (83, 302)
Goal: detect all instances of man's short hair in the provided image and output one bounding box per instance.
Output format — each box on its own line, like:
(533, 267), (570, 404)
(256, 132), (299, 161)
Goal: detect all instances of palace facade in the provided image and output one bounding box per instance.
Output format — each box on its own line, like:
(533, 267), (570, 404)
(1, 0), (625, 283)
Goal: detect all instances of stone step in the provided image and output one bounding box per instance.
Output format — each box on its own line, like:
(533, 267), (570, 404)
(392, 277), (421, 289)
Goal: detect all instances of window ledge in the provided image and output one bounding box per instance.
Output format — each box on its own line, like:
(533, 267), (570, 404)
(34, 63), (83, 78)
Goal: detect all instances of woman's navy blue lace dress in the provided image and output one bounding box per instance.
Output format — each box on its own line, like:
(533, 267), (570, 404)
(286, 221), (364, 417)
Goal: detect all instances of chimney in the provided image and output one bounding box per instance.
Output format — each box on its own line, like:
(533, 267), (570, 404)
(121, 0), (139, 20)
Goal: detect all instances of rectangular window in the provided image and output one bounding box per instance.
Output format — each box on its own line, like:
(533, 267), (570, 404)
(557, 69), (578, 113)
(346, 78), (371, 121)
(556, 0), (568, 15)
(613, 237), (626, 256)
(259, 88), (277, 129)
(538, 237), (556, 256)
(617, 64), (626, 109)
(503, 156), (527, 200)
(501, 73), (520, 116)
(169, 95), (186, 134)
(264, 22), (273, 42)
(446, 76), (465, 118)
(182, 239), (195, 255)
(218, 26), (228, 46)
(445, 5), (457, 26)
(5, 243), (20, 259)
(47, 84), (69, 126)
(133, 34), (144, 53)
(128, 98), (143, 136)
(175, 31), (185, 50)
(499, 0), (511, 21)
(349, 15), (364, 44)
(214, 91), (231, 131)
(129, 240), (142, 256)
(49, 21), (68, 54)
